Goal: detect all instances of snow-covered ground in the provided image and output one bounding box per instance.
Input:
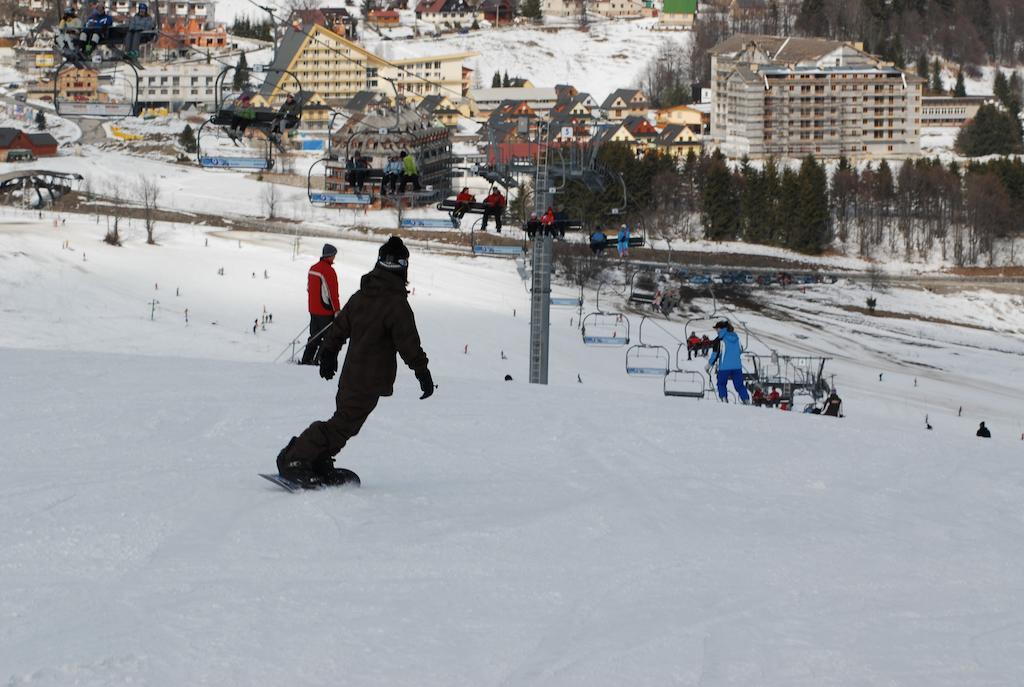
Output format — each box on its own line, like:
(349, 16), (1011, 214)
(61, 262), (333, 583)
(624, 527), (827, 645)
(365, 19), (685, 98)
(1, 207), (1024, 685)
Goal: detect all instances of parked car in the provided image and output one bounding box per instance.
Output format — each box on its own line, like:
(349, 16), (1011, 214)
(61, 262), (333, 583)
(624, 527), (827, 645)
(690, 274), (711, 286)
(4, 149), (36, 162)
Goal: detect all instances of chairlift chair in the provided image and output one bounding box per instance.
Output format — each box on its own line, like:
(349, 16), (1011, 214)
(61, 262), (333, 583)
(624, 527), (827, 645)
(582, 312), (630, 346)
(468, 216), (524, 256)
(664, 370), (706, 398)
(51, 0), (156, 119)
(52, 59), (140, 118)
(625, 316), (670, 376)
(581, 281), (630, 346)
(628, 269), (658, 305)
(197, 66), (305, 171)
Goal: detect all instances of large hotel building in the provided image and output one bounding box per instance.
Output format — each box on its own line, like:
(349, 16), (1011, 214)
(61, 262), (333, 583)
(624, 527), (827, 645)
(710, 34), (924, 160)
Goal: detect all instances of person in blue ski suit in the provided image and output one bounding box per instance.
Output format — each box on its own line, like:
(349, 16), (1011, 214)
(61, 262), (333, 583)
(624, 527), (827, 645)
(707, 319), (749, 403)
(616, 224), (630, 257)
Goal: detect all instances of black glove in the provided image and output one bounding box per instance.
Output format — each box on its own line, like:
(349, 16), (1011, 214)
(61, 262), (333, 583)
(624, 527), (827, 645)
(319, 354), (338, 381)
(416, 368), (434, 400)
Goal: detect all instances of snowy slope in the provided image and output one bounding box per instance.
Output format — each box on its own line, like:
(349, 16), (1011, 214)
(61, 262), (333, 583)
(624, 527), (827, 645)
(2, 210), (1024, 685)
(366, 20), (686, 98)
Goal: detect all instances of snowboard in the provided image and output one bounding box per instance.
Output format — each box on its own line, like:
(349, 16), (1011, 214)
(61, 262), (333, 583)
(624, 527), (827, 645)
(259, 469), (361, 493)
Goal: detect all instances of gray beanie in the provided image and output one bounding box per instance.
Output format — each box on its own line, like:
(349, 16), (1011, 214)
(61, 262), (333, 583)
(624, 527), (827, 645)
(322, 243), (338, 258)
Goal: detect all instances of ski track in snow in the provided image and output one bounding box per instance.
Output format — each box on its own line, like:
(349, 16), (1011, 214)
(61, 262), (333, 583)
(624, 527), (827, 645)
(0, 209), (1023, 685)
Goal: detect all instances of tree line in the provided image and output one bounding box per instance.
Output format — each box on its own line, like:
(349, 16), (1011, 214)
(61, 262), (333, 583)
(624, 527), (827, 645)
(557, 142), (1023, 266)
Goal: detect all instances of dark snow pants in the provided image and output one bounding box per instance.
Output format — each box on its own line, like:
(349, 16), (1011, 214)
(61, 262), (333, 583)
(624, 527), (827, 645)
(291, 388), (381, 464)
(299, 314), (334, 365)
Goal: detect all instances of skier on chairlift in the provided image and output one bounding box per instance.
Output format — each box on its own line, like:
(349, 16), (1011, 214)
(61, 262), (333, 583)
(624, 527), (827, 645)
(124, 2), (155, 61)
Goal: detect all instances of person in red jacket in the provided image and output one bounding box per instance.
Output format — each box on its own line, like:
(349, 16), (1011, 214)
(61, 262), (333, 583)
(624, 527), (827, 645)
(540, 206), (555, 235)
(767, 387), (781, 408)
(481, 187), (506, 232)
(686, 332), (701, 360)
(452, 187), (475, 222)
(300, 243), (341, 365)
(751, 386), (766, 406)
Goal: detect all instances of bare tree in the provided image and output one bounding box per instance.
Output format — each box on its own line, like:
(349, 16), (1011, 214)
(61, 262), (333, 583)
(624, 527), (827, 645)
(276, 153), (296, 176)
(262, 183), (280, 219)
(649, 169), (687, 260)
(554, 242), (605, 292)
(104, 182), (124, 246)
(638, 40), (691, 108)
(0, 0), (25, 32)
(136, 176), (161, 245)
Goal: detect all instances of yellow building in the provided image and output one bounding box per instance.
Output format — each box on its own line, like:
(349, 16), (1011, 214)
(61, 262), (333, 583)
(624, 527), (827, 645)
(655, 124), (702, 159)
(655, 104), (703, 130)
(260, 24), (476, 126)
(57, 68), (98, 102)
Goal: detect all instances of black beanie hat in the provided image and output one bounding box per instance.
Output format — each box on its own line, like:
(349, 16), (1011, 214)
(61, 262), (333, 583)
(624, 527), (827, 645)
(322, 243), (338, 258)
(378, 236), (410, 271)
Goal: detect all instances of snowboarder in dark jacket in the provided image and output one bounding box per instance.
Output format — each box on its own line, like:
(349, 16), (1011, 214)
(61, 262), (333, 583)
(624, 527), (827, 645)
(277, 237), (434, 487)
(976, 422), (991, 438)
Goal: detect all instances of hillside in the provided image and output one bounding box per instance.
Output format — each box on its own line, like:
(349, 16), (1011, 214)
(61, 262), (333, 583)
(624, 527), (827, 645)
(1, 209), (1024, 684)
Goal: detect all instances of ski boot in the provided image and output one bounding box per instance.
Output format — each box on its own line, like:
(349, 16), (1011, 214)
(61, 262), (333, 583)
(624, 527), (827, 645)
(276, 437), (323, 489)
(312, 455), (361, 487)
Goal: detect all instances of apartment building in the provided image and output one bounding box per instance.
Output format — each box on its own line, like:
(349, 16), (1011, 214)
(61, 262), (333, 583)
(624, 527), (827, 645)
(259, 24), (475, 125)
(107, 0), (216, 27)
(710, 34), (924, 160)
(137, 62), (220, 109)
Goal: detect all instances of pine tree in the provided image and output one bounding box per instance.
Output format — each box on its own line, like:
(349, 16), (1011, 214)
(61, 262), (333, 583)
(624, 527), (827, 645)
(520, 0), (542, 20)
(233, 53), (250, 91)
(178, 124), (197, 153)
(774, 167), (799, 247)
(930, 59), (943, 94)
(34, 110), (46, 130)
(502, 70), (510, 87)
(491, 71), (501, 87)
(795, 0), (828, 38)
(954, 70), (966, 98)
(1011, 71), (1023, 102)
(994, 70), (1011, 108)
(916, 54), (929, 83)
(702, 154), (739, 241)
(790, 155), (830, 254)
